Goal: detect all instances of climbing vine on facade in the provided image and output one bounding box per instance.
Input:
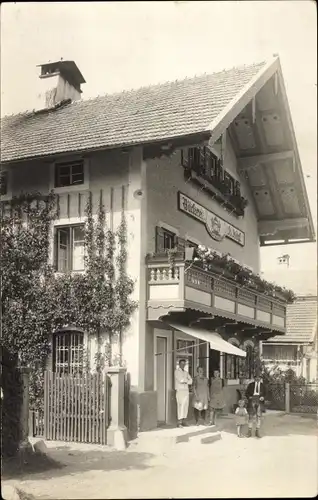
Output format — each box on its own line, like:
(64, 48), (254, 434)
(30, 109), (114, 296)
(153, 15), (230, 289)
(0, 191), (137, 409)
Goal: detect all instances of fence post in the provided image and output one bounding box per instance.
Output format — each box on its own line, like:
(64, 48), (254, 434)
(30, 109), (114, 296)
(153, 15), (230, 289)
(28, 410), (34, 438)
(106, 366), (127, 450)
(285, 382), (290, 413)
(44, 371), (49, 440)
(19, 367), (32, 453)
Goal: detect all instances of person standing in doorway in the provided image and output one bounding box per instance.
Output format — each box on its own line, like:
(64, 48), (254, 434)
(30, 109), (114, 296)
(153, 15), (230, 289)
(245, 373), (266, 438)
(175, 359), (192, 428)
(192, 366), (209, 425)
(209, 370), (225, 426)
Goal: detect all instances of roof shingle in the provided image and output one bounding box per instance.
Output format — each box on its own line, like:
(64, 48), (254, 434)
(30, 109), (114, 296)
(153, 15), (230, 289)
(269, 296), (317, 343)
(1, 62), (266, 163)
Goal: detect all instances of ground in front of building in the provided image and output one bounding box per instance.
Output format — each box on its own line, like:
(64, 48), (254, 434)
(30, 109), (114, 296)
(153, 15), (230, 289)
(2, 411), (317, 499)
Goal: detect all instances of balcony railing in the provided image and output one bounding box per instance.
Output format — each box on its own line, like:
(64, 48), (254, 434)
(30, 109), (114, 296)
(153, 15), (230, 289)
(146, 254), (286, 332)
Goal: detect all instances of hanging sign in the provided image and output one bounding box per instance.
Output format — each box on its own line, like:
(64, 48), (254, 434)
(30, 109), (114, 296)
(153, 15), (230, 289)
(178, 192), (245, 246)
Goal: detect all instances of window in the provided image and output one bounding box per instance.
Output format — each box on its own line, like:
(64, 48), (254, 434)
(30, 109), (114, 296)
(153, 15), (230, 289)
(224, 354), (240, 379)
(223, 339), (245, 380)
(55, 224), (85, 272)
(0, 171), (8, 196)
(53, 330), (84, 374)
(176, 339), (195, 378)
(55, 160), (84, 188)
(163, 229), (176, 250)
(155, 226), (177, 252)
(181, 146), (246, 214)
(262, 344), (297, 361)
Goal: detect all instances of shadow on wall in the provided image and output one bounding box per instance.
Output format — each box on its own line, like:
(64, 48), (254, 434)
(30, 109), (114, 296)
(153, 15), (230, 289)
(2, 447), (155, 481)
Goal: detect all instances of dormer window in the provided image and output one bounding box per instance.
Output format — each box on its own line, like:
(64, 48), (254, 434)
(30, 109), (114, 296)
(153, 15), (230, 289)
(55, 160), (84, 188)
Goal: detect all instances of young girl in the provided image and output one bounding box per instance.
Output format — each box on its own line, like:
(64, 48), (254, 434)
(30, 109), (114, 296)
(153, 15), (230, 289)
(235, 399), (248, 438)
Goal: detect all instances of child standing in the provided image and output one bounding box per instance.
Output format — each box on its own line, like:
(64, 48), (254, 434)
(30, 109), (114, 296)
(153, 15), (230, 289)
(235, 399), (248, 438)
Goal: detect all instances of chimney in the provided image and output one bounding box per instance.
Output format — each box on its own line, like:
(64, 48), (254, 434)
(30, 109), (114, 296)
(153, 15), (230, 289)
(36, 60), (86, 109)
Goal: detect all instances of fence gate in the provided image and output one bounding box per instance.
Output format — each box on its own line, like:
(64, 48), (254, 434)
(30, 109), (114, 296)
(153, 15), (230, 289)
(43, 371), (109, 444)
(266, 383), (286, 411)
(290, 383), (318, 414)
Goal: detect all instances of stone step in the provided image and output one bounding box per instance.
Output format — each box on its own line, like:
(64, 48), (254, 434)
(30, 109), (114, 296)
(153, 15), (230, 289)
(131, 424), (221, 453)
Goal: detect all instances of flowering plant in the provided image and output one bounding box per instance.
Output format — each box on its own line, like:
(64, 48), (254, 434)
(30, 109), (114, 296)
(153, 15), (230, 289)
(195, 245), (295, 303)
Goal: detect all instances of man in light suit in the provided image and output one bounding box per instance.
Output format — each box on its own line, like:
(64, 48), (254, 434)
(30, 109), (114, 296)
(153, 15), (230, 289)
(245, 374), (266, 438)
(175, 359), (192, 428)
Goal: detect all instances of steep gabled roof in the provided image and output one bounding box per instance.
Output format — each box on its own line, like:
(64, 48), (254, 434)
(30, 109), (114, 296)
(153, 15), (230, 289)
(1, 61), (267, 163)
(266, 296), (317, 344)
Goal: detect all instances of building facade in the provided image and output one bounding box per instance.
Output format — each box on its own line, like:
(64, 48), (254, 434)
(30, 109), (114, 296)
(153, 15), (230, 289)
(262, 295), (317, 382)
(1, 56), (315, 431)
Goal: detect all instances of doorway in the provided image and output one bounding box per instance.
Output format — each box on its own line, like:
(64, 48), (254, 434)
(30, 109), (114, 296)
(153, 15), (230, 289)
(209, 349), (220, 379)
(156, 336), (167, 423)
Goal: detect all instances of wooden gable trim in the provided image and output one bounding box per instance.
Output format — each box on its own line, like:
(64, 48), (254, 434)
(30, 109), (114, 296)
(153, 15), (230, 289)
(274, 60), (315, 241)
(207, 57), (280, 144)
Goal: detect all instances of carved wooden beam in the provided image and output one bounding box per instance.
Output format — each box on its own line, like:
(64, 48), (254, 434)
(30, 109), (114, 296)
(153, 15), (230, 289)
(238, 150), (294, 170)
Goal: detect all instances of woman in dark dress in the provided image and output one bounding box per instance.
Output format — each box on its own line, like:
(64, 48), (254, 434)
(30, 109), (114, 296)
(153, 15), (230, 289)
(209, 370), (225, 426)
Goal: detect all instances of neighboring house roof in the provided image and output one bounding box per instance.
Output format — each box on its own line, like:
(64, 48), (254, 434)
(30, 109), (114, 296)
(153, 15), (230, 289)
(266, 296), (317, 344)
(0, 61), (267, 163)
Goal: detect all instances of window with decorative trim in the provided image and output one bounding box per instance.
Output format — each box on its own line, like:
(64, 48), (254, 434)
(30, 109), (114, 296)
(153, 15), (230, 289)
(54, 224), (85, 272)
(55, 160), (84, 188)
(53, 329), (84, 374)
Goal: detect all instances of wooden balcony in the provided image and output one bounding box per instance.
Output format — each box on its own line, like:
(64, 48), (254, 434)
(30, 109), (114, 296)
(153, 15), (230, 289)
(146, 255), (286, 335)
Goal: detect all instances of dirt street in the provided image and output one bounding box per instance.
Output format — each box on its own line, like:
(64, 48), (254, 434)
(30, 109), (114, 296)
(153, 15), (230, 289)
(3, 412), (317, 499)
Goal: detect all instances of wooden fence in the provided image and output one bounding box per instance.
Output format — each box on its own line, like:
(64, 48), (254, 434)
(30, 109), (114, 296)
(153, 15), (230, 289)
(37, 371), (110, 444)
(29, 409), (45, 438)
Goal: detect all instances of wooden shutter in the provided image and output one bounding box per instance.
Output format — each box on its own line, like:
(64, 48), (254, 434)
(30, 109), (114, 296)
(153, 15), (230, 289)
(181, 148), (189, 168)
(176, 236), (186, 252)
(155, 226), (165, 253)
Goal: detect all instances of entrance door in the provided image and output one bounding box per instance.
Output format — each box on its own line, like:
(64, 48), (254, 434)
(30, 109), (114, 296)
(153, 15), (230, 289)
(209, 348), (220, 379)
(156, 336), (167, 423)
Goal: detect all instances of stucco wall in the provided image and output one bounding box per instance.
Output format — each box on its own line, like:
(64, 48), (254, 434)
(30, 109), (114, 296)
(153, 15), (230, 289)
(145, 132), (260, 272)
(7, 149), (146, 389)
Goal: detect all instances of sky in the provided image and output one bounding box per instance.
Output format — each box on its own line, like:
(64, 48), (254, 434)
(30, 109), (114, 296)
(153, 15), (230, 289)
(1, 1), (317, 295)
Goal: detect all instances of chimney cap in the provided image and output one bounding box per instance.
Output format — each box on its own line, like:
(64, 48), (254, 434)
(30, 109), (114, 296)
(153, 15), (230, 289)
(37, 60), (86, 87)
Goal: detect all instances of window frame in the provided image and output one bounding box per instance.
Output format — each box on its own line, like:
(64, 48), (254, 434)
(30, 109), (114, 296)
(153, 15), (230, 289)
(163, 228), (177, 250)
(54, 223), (85, 272)
(50, 158), (90, 194)
(52, 329), (85, 375)
(155, 222), (179, 253)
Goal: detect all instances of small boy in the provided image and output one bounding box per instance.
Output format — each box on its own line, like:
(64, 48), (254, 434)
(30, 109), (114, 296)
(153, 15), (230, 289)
(235, 399), (248, 438)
